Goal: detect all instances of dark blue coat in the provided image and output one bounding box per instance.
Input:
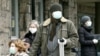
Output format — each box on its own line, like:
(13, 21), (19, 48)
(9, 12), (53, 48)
(78, 26), (97, 56)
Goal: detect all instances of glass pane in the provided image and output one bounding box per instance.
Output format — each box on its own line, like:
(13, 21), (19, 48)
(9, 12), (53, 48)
(11, 0), (19, 37)
(11, 0), (16, 36)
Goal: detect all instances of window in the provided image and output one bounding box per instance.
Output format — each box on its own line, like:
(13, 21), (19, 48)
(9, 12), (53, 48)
(11, 0), (19, 38)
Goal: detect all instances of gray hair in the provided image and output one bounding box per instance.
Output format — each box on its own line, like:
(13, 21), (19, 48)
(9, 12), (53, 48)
(29, 20), (39, 28)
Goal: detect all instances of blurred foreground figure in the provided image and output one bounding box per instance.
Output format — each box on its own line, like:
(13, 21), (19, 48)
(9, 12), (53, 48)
(7, 39), (29, 56)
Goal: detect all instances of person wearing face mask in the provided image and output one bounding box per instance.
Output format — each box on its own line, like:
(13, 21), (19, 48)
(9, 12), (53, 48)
(78, 16), (98, 56)
(7, 40), (29, 56)
(7, 40), (18, 56)
(29, 3), (78, 56)
(23, 20), (41, 55)
(14, 39), (29, 56)
(24, 20), (39, 46)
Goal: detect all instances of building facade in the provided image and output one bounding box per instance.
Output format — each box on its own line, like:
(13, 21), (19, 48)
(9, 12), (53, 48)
(0, 0), (11, 55)
(0, 0), (100, 55)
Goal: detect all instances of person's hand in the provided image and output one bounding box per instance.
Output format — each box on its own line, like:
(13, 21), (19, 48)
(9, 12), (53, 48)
(92, 39), (98, 44)
(58, 38), (67, 45)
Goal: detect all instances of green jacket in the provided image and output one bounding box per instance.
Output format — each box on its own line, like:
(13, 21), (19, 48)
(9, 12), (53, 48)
(30, 17), (79, 56)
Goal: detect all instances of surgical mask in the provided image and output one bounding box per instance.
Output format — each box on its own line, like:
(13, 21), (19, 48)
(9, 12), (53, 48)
(9, 47), (17, 54)
(29, 28), (37, 34)
(52, 11), (62, 19)
(85, 21), (92, 27)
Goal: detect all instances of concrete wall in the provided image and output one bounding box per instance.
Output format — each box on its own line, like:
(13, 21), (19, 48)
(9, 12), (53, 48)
(19, 0), (32, 38)
(63, 0), (78, 27)
(0, 0), (11, 55)
(68, 0), (78, 27)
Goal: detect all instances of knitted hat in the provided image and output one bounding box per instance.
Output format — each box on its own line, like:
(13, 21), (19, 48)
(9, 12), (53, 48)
(81, 16), (91, 25)
(49, 3), (62, 13)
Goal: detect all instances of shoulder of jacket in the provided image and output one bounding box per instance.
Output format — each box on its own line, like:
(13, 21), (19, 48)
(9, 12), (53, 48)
(20, 52), (29, 56)
(78, 27), (85, 32)
(66, 19), (74, 24)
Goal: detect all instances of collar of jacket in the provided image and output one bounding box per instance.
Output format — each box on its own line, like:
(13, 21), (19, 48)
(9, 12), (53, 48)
(43, 17), (68, 26)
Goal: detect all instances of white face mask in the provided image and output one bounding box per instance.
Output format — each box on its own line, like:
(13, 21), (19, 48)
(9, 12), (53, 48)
(9, 47), (17, 54)
(29, 28), (37, 34)
(85, 21), (92, 27)
(52, 11), (62, 19)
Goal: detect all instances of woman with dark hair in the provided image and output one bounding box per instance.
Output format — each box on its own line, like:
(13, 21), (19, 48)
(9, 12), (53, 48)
(78, 16), (98, 56)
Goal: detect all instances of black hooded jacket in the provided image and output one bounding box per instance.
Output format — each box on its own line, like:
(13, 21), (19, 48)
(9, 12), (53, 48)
(24, 31), (41, 56)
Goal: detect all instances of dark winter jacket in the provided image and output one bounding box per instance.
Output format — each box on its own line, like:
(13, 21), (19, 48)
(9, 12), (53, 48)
(29, 17), (79, 56)
(24, 31), (41, 56)
(78, 26), (97, 56)
(24, 31), (36, 46)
